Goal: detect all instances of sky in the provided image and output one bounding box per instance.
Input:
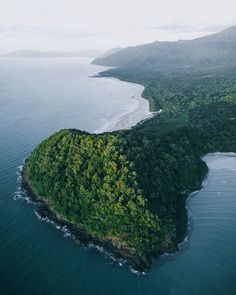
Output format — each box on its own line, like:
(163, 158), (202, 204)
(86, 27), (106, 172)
(0, 0), (235, 53)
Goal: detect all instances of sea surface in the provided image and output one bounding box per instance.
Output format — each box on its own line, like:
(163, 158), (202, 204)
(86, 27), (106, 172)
(1, 58), (236, 294)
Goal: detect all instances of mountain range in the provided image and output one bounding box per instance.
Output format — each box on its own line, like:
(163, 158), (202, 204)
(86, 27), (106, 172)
(93, 26), (236, 70)
(1, 49), (104, 58)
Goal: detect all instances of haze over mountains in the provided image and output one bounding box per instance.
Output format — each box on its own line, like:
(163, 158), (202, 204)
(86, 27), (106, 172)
(93, 26), (236, 70)
(100, 48), (123, 58)
(1, 49), (104, 58)
(3, 27), (236, 70)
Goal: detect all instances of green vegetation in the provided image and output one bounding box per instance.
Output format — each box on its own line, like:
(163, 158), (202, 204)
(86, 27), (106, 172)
(24, 28), (236, 269)
(25, 64), (236, 269)
(25, 130), (163, 260)
(93, 27), (236, 70)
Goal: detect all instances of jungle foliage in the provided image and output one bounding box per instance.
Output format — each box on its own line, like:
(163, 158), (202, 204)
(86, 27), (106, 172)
(25, 65), (236, 260)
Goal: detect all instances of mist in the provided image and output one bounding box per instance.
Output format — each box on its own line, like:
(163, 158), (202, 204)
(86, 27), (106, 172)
(0, 0), (235, 54)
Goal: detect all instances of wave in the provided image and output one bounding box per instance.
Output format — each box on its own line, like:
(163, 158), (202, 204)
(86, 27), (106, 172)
(87, 242), (128, 268)
(92, 99), (139, 134)
(13, 161), (132, 272)
(13, 162), (26, 201)
(34, 210), (75, 239)
(130, 268), (146, 276)
(33, 203), (130, 270)
(92, 81), (155, 134)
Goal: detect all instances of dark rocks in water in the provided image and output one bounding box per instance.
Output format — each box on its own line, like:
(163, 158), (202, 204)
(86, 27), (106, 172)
(21, 166), (152, 274)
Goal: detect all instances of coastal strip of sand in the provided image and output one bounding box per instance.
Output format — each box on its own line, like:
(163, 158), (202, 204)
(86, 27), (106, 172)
(93, 78), (159, 134)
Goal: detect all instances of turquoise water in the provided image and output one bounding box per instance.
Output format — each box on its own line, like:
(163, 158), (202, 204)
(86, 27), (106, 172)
(1, 58), (236, 294)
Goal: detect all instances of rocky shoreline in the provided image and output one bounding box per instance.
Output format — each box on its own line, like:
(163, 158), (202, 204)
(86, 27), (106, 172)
(21, 164), (152, 274)
(21, 162), (184, 274)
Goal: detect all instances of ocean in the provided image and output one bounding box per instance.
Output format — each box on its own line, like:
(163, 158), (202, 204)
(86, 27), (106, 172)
(0, 57), (236, 294)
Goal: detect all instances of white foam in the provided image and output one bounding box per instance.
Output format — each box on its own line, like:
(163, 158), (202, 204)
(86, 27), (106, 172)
(13, 163), (25, 201)
(92, 79), (158, 134)
(130, 268), (146, 276)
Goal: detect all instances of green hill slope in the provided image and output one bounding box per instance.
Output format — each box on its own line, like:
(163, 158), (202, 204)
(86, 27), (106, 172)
(23, 28), (236, 272)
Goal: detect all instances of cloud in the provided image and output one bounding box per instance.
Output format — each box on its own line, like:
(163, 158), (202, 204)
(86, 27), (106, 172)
(0, 24), (108, 39)
(149, 23), (232, 34)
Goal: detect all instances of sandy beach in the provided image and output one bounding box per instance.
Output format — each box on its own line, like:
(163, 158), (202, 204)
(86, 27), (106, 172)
(94, 78), (157, 134)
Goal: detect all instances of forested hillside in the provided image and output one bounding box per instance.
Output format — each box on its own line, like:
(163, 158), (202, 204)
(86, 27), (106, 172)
(25, 130), (164, 267)
(24, 28), (236, 271)
(93, 27), (236, 70)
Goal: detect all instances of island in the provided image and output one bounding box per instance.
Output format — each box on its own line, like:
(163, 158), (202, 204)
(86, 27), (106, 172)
(22, 26), (236, 273)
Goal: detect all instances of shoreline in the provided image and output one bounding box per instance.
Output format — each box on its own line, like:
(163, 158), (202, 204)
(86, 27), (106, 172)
(18, 69), (191, 273)
(92, 76), (157, 134)
(20, 164), (151, 274)
(176, 153), (233, 250)
(17, 65), (167, 275)
(18, 152), (225, 274)
(18, 66), (188, 274)
(20, 160), (181, 274)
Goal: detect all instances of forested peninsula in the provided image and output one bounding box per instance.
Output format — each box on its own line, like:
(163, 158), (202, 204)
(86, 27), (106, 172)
(23, 27), (236, 272)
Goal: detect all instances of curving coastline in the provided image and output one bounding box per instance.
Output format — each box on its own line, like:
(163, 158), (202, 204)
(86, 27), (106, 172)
(19, 70), (199, 274)
(20, 68), (200, 274)
(92, 77), (156, 134)
(177, 153), (236, 251)
(21, 164), (152, 274)
(20, 70), (163, 274)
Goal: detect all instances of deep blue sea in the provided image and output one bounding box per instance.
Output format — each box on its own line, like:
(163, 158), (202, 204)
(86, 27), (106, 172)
(0, 57), (236, 294)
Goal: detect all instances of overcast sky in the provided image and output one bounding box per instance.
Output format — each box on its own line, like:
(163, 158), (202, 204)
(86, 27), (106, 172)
(0, 0), (235, 53)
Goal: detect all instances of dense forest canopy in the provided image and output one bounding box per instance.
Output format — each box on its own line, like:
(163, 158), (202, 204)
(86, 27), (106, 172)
(25, 27), (236, 271)
(26, 131), (163, 260)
